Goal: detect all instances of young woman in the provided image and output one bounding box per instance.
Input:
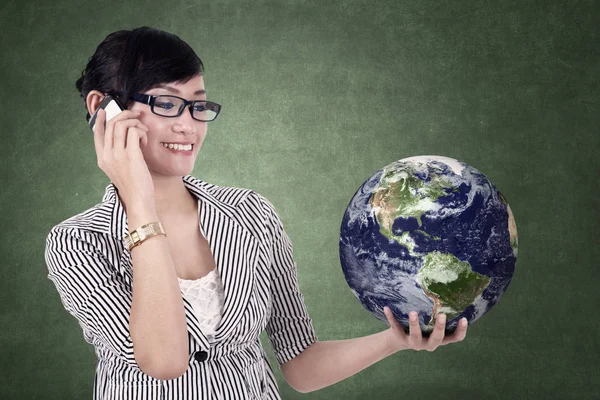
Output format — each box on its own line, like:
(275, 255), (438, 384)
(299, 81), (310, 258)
(44, 26), (468, 400)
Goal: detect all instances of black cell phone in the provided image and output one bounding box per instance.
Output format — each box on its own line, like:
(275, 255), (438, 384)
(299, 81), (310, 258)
(89, 95), (125, 132)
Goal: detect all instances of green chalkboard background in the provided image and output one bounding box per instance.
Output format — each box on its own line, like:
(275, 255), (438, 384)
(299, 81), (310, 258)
(1, 0), (598, 399)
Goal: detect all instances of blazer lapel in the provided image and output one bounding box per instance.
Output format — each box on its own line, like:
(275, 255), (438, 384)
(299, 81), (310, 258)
(104, 175), (258, 351)
(195, 195), (258, 341)
(183, 176), (259, 341)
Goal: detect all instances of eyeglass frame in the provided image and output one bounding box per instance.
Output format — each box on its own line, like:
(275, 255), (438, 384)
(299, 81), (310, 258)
(127, 93), (222, 122)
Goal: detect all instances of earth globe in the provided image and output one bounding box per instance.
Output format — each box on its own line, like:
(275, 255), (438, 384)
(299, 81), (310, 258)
(339, 155), (518, 336)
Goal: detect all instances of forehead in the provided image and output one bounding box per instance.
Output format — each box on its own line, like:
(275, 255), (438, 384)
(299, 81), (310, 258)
(149, 74), (205, 95)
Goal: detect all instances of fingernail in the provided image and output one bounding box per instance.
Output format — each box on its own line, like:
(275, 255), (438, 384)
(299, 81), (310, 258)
(461, 318), (468, 327)
(409, 312), (417, 321)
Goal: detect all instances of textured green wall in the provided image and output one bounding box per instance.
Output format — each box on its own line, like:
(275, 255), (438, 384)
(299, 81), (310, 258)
(1, 0), (598, 399)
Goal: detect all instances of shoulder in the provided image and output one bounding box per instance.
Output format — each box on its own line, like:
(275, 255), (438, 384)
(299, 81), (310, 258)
(44, 198), (119, 275)
(45, 208), (110, 261)
(187, 175), (278, 220)
(198, 180), (288, 244)
(44, 214), (109, 279)
(193, 179), (254, 206)
(46, 201), (113, 240)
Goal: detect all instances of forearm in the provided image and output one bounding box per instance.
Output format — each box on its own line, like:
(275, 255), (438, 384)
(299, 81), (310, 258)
(282, 329), (404, 393)
(128, 205), (188, 379)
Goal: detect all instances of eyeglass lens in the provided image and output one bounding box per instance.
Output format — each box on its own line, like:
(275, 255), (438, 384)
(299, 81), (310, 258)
(153, 96), (218, 121)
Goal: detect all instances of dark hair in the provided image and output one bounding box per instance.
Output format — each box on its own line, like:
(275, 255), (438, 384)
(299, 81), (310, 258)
(75, 26), (204, 122)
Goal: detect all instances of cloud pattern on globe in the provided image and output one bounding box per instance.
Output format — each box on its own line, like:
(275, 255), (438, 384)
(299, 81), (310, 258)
(339, 155), (518, 335)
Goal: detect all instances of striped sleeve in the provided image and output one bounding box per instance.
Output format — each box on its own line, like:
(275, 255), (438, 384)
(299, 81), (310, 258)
(44, 226), (140, 369)
(255, 194), (318, 366)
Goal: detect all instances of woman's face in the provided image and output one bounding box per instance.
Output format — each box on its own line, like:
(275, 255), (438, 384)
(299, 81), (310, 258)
(129, 74), (209, 178)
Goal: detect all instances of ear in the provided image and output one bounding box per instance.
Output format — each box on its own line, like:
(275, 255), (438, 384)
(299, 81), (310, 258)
(85, 90), (106, 117)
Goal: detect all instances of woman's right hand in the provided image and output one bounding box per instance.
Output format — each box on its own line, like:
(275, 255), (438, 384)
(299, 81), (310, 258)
(93, 108), (155, 208)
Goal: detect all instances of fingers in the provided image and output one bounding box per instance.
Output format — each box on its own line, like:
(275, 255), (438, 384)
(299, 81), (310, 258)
(426, 313), (446, 350)
(126, 126), (149, 151)
(384, 309), (467, 353)
(407, 311), (423, 343)
(93, 109), (134, 147)
(94, 109), (149, 169)
(113, 120), (148, 152)
(442, 318), (468, 345)
(395, 311), (467, 352)
(384, 306), (402, 331)
(109, 111), (148, 151)
(93, 109), (106, 165)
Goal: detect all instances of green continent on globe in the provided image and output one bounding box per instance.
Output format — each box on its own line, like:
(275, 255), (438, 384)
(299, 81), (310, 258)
(370, 163), (454, 255)
(416, 251), (491, 329)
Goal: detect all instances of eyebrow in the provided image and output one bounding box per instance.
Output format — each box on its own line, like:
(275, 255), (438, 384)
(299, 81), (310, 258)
(152, 84), (206, 95)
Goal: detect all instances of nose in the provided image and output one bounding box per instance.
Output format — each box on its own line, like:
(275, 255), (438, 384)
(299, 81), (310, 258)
(172, 106), (201, 134)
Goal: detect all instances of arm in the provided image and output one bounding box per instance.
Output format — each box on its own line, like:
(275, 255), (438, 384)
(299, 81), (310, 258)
(127, 205), (189, 379)
(280, 329), (396, 393)
(281, 309), (469, 393)
(45, 206), (189, 380)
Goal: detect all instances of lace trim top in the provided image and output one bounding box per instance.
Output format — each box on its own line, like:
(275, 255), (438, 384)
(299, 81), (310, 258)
(178, 269), (225, 343)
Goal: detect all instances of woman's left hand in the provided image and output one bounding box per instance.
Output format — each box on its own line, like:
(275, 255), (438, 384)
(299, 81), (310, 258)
(383, 307), (468, 353)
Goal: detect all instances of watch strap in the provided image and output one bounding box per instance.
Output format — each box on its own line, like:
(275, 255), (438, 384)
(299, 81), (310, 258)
(124, 221), (166, 251)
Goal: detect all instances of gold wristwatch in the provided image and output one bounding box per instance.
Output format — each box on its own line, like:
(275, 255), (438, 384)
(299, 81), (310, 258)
(123, 221), (166, 251)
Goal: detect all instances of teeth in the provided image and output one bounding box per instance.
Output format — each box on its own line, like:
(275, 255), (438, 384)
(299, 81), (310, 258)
(162, 142), (192, 151)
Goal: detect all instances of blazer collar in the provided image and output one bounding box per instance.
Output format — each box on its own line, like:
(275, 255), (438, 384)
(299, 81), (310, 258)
(100, 175), (258, 351)
(101, 175), (237, 241)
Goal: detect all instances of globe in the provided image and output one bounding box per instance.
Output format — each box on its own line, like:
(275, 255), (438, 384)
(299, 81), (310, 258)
(339, 155), (518, 336)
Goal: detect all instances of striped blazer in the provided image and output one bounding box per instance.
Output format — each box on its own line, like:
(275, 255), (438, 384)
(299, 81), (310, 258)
(45, 175), (318, 399)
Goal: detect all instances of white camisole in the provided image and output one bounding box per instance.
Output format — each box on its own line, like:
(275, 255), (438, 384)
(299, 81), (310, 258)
(178, 269), (225, 343)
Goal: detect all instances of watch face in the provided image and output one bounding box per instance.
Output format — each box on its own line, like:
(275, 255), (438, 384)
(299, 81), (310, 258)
(124, 223), (164, 251)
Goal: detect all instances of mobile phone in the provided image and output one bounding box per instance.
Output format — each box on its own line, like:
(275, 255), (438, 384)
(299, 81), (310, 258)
(89, 95), (125, 132)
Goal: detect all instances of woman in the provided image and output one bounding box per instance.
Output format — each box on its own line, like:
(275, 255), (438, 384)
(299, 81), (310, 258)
(45, 26), (468, 400)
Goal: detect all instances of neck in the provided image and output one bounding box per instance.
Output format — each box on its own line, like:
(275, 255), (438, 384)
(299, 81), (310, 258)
(152, 174), (196, 219)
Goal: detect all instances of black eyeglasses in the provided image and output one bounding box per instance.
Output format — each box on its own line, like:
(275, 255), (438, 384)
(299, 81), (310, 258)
(129, 93), (222, 122)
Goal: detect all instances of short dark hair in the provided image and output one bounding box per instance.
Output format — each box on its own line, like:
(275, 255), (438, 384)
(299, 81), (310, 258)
(75, 26), (205, 122)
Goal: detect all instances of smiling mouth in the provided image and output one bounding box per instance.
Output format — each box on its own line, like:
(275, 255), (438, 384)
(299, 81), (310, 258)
(160, 142), (194, 151)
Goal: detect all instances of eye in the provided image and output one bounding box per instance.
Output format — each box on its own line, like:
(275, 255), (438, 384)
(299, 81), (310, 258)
(155, 101), (176, 110)
(193, 104), (207, 112)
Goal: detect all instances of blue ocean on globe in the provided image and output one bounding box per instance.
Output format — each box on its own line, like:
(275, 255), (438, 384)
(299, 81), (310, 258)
(339, 155), (518, 335)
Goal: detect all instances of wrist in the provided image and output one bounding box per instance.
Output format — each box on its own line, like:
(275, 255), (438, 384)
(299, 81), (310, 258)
(126, 206), (160, 231)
